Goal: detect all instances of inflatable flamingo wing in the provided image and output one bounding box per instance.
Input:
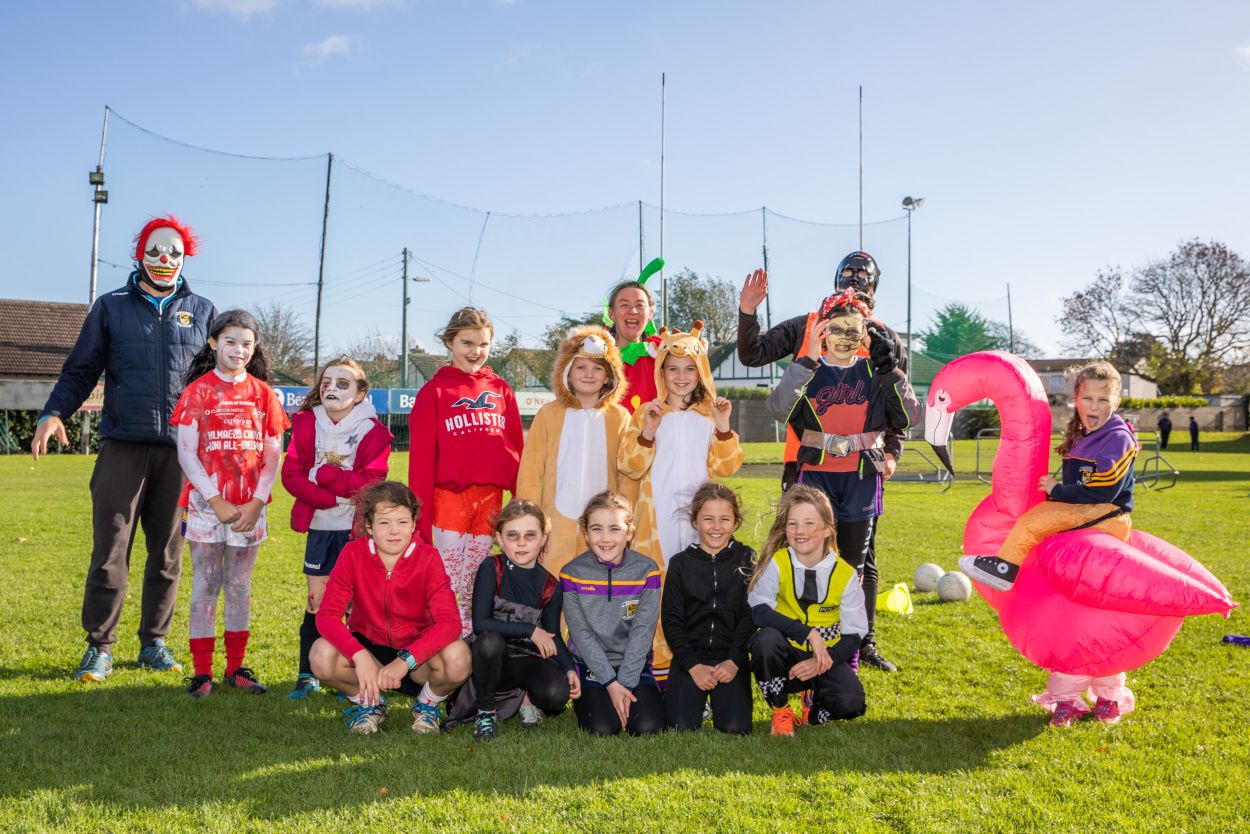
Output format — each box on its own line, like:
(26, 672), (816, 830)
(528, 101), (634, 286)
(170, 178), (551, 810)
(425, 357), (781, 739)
(924, 351), (1236, 676)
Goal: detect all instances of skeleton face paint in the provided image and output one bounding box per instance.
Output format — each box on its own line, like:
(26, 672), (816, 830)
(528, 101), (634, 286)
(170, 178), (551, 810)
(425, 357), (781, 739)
(141, 227), (186, 289)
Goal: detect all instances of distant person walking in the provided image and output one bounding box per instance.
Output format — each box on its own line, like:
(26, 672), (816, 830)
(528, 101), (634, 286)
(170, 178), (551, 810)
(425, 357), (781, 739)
(32, 215), (215, 684)
(1157, 412), (1172, 450)
(1189, 416), (1200, 451)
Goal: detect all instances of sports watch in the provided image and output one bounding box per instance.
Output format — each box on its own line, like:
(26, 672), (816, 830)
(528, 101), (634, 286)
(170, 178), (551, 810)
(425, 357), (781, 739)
(395, 649), (417, 671)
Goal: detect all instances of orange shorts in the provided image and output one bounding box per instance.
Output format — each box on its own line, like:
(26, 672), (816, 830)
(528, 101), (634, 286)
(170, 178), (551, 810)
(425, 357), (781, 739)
(431, 484), (503, 537)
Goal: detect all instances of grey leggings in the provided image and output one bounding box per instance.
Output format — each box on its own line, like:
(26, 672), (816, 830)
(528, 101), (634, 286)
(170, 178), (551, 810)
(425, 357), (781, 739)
(188, 542), (259, 639)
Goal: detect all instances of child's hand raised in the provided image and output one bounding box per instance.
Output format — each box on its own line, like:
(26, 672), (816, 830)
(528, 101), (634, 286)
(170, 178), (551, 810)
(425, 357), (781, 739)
(805, 319), (831, 362)
(209, 496), (242, 525)
(530, 626), (557, 659)
(712, 397), (733, 433)
(640, 401), (666, 441)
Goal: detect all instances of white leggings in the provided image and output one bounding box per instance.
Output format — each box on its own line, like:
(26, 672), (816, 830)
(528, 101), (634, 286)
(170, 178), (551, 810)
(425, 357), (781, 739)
(188, 542), (260, 639)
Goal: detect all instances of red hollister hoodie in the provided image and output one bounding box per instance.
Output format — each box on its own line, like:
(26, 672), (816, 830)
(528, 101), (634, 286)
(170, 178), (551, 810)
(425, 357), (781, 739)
(316, 534), (461, 666)
(407, 364), (523, 540)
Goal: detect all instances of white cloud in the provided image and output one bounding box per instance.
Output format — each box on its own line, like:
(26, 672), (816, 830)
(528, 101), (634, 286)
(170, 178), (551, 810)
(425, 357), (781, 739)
(191, 0), (280, 19)
(314, 0), (402, 9)
(302, 34), (362, 64)
(1238, 41), (1250, 70)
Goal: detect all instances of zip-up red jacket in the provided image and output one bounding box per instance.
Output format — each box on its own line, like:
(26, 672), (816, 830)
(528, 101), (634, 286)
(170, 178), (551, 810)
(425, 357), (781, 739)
(407, 364), (523, 540)
(316, 534), (461, 666)
(281, 409), (393, 533)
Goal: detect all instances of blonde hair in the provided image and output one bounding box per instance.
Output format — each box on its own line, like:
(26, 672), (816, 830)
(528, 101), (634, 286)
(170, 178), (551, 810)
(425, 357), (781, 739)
(437, 307), (494, 347)
(578, 490), (635, 533)
(1057, 361), (1122, 456)
(299, 354), (369, 412)
(747, 485), (837, 590)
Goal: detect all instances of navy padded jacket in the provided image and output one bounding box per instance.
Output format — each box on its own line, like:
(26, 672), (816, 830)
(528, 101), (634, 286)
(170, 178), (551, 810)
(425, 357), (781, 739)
(40, 274), (216, 445)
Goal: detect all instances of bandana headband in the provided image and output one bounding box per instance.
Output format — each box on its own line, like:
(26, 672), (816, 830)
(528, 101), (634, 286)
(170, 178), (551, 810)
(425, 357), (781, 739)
(820, 289), (872, 320)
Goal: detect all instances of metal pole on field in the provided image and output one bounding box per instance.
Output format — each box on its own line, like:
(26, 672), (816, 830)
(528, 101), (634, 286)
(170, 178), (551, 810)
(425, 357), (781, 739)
(902, 196), (924, 384)
(858, 86), (863, 250)
(84, 105), (111, 454)
(1007, 282), (1015, 353)
(313, 152), (333, 373)
(762, 207), (779, 443)
(638, 199), (644, 272)
(660, 72), (667, 327)
(401, 247), (410, 387)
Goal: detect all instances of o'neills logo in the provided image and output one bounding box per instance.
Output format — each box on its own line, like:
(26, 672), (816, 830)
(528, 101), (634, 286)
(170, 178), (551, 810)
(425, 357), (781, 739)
(445, 411), (506, 431)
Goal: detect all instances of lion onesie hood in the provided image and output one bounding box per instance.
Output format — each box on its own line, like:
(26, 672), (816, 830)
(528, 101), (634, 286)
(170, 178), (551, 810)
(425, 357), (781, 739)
(515, 324), (638, 577)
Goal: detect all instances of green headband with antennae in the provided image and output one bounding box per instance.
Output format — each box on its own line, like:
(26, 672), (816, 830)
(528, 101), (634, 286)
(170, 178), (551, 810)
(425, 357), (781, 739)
(605, 257), (664, 364)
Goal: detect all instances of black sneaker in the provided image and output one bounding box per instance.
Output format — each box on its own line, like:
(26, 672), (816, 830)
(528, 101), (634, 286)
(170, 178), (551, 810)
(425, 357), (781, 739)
(858, 643), (898, 673)
(958, 555), (1018, 591)
(185, 674), (213, 698)
(223, 666), (268, 695)
(472, 710), (498, 742)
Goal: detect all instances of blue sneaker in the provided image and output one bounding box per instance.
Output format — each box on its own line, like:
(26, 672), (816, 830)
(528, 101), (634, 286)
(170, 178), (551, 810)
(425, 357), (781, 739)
(344, 700), (388, 734)
(76, 647), (113, 683)
(288, 673), (322, 701)
(137, 639), (184, 673)
(411, 700), (443, 734)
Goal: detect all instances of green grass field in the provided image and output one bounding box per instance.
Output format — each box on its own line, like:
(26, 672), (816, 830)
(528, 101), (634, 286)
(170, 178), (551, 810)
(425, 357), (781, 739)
(1, 437), (1248, 833)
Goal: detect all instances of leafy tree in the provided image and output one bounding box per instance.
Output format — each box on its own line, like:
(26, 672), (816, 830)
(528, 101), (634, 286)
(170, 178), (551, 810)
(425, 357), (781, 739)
(664, 268), (738, 345)
(542, 308), (605, 351)
(1059, 239), (1250, 393)
(916, 303), (1036, 361)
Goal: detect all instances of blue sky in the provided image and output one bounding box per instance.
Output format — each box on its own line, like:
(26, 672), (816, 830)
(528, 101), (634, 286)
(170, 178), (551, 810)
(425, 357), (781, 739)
(3, 0), (1249, 358)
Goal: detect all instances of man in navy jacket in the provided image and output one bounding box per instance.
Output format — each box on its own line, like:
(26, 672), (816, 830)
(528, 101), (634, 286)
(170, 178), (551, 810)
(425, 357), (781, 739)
(33, 215), (216, 683)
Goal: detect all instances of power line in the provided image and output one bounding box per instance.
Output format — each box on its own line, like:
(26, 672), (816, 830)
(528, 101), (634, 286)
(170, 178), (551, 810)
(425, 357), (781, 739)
(108, 108), (325, 162)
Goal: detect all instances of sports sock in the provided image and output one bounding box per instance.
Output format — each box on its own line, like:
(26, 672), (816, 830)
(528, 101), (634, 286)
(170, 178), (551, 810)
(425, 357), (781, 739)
(418, 682), (448, 706)
(189, 637), (215, 678)
(298, 612), (319, 675)
(224, 630), (250, 676)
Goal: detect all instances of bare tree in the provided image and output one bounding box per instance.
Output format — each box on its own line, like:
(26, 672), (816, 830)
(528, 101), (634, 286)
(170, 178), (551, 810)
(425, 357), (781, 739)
(338, 330), (402, 388)
(254, 301), (314, 383)
(1059, 240), (1250, 392)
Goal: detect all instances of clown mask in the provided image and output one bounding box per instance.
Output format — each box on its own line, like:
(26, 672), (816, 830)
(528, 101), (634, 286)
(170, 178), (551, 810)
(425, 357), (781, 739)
(140, 227), (186, 290)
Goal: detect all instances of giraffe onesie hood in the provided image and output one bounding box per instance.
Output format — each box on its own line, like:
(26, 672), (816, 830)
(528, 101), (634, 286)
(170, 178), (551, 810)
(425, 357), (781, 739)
(516, 325), (637, 577)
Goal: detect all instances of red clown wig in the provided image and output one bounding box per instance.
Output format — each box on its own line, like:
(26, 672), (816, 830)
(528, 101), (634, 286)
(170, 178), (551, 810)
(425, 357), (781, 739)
(132, 215), (200, 261)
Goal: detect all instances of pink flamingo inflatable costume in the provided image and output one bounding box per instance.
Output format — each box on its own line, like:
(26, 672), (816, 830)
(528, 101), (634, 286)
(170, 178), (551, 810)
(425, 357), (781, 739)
(923, 352), (1235, 714)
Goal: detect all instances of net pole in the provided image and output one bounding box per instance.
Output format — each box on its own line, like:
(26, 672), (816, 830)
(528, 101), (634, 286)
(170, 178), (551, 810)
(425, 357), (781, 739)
(660, 72), (667, 327)
(313, 152), (333, 373)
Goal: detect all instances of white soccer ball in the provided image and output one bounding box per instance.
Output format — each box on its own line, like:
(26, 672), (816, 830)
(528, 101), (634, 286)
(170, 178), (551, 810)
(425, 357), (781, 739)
(937, 571), (973, 602)
(913, 563), (945, 592)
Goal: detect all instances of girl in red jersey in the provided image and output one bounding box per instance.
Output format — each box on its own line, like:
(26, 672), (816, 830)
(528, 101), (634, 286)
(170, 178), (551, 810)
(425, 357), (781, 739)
(409, 307), (524, 637)
(312, 481), (470, 734)
(172, 310), (290, 698)
(281, 355), (393, 700)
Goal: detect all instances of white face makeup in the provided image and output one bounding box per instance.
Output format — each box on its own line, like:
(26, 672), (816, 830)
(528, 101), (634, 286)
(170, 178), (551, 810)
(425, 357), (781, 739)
(141, 227), (186, 289)
(211, 326), (256, 375)
(822, 313), (866, 363)
(319, 365), (365, 421)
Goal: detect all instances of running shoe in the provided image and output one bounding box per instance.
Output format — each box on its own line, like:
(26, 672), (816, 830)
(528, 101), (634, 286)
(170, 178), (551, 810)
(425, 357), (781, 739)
(1049, 700), (1085, 728)
(137, 639), (184, 673)
(344, 702), (388, 735)
(75, 647), (113, 683)
(473, 710), (498, 741)
(288, 673), (322, 701)
(859, 642), (898, 673)
(958, 555), (1018, 591)
(1092, 697), (1122, 725)
(518, 701), (544, 729)
(185, 674), (213, 698)
(770, 705), (798, 737)
(411, 700), (443, 734)
(796, 691), (812, 726)
(223, 666), (268, 695)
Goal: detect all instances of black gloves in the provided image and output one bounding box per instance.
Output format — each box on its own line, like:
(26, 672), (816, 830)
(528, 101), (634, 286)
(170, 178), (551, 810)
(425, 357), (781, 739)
(866, 322), (898, 374)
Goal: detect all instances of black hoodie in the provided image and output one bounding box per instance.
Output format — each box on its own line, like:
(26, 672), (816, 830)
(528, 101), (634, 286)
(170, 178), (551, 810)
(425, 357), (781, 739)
(661, 538), (757, 671)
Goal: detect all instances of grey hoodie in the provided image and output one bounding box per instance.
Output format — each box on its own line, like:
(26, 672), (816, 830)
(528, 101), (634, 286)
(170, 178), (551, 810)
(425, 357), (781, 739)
(559, 548), (661, 689)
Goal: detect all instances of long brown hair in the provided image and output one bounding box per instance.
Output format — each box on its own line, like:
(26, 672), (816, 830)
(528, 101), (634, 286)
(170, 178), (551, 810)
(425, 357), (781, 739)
(183, 309), (270, 385)
(1056, 362), (1122, 456)
(747, 484), (837, 590)
(685, 481), (743, 529)
(437, 307), (494, 347)
(299, 354), (369, 412)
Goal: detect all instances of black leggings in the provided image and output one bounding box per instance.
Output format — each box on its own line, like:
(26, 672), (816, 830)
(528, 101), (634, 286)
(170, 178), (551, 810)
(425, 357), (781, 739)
(664, 660), (753, 735)
(574, 679), (664, 736)
(471, 631), (570, 712)
(838, 517), (878, 643)
(748, 627), (865, 722)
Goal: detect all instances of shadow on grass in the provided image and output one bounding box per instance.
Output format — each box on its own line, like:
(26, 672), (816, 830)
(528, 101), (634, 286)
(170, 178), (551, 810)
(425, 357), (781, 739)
(0, 685), (1044, 817)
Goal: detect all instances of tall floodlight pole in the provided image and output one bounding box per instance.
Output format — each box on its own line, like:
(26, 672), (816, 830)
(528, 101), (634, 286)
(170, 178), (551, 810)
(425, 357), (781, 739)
(902, 196), (924, 383)
(313, 152), (333, 373)
(84, 106), (111, 453)
(858, 86), (863, 250)
(400, 248), (410, 387)
(660, 72), (667, 327)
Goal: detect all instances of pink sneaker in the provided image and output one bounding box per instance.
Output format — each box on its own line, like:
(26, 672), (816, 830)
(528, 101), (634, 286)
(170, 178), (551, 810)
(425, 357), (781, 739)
(1092, 697), (1122, 725)
(1049, 700), (1085, 728)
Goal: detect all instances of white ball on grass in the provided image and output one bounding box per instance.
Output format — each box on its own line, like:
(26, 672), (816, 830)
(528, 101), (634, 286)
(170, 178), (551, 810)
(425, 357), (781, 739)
(913, 563), (945, 592)
(937, 571), (973, 602)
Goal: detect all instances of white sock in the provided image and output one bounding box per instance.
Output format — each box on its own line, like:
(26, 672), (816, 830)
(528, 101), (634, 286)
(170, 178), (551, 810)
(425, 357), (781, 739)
(418, 682), (447, 706)
(348, 693), (362, 705)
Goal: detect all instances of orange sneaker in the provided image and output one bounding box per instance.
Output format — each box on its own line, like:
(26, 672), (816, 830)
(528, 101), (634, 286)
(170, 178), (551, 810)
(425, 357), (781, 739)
(796, 691), (813, 726)
(771, 706), (797, 737)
